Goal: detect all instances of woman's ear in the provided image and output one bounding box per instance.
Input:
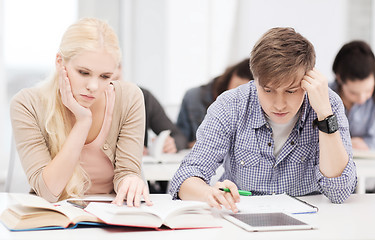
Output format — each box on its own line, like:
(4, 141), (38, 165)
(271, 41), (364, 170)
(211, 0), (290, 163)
(55, 53), (63, 68)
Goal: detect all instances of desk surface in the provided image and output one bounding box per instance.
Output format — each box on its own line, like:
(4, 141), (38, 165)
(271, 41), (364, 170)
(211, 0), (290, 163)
(0, 193), (374, 240)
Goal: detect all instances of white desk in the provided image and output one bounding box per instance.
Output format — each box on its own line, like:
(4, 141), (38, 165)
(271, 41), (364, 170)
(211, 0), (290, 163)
(354, 158), (375, 194)
(0, 193), (374, 240)
(143, 151), (375, 194)
(142, 150), (189, 181)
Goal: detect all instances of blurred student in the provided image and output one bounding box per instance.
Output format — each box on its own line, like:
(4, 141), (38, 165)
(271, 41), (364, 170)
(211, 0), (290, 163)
(170, 27), (356, 212)
(177, 58), (253, 148)
(141, 87), (188, 154)
(112, 68), (188, 154)
(330, 40), (375, 150)
(10, 18), (152, 207)
(112, 69), (188, 193)
(140, 87), (188, 194)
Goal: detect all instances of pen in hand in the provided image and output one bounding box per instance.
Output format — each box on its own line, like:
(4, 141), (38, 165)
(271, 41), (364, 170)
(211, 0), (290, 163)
(219, 188), (252, 196)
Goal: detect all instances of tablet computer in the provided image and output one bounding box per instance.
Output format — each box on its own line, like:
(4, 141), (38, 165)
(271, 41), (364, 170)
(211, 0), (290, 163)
(222, 212), (314, 232)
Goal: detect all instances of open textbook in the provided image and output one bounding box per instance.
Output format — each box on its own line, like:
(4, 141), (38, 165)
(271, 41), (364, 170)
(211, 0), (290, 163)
(0, 193), (219, 231)
(0, 193), (102, 231)
(85, 200), (219, 229)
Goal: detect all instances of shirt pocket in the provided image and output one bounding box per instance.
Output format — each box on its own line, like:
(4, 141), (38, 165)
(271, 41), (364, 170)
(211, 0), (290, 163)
(232, 145), (260, 167)
(287, 143), (316, 165)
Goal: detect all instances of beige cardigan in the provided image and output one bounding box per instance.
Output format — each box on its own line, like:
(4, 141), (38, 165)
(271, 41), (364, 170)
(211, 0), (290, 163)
(10, 80), (145, 202)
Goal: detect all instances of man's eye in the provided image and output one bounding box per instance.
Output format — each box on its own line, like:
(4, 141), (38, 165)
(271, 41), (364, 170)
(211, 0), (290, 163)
(101, 75), (110, 79)
(286, 90), (296, 94)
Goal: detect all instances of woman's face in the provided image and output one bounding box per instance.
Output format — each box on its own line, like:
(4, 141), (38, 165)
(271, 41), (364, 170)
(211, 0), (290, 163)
(340, 74), (375, 106)
(63, 49), (117, 108)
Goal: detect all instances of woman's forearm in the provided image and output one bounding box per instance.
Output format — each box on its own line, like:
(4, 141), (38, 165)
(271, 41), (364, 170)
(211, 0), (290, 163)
(42, 119), (92, 196)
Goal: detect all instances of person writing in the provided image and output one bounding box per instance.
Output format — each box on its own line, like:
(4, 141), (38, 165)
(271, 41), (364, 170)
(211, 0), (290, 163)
(177, 58), (253, 148)
(330, 40), (375, 150)
(169, 27), (356, 212)
(10, 18), (152, 207)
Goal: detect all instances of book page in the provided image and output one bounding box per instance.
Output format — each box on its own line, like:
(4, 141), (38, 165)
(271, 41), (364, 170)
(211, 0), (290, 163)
(85, 200), (213, 228)
(10, 193), (99, 224)
(149, 130), (171, 160)
(10, 193), (56, 210)
(234, 194), (317, 214)
(54, 205), (100, 224)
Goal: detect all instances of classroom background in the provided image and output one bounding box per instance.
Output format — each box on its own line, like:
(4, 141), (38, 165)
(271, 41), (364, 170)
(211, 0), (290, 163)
(0, 0), (374, 190)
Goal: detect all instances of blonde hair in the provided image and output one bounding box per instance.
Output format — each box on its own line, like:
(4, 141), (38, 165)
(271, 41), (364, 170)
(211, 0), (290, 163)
(250, 27), (315, 88)
(40, 18), (121, 200)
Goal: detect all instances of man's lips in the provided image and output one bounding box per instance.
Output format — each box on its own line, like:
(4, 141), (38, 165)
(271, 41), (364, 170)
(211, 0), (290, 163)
(273, 112), (288, 117)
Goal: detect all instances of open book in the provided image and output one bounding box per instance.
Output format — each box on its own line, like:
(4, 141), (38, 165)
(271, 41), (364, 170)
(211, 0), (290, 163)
(84, 199), (219, 229)
(0, 193), (102, 231)
(0, 193), (219, 231)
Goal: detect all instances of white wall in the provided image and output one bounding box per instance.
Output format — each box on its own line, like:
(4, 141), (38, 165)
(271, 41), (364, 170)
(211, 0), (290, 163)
(231, 0), (348, 80)
(0, 0), (6, 184)
(123, 0), (357, 121)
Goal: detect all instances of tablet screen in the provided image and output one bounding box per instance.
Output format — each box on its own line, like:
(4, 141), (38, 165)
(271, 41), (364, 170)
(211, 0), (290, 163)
(223, 212), (313, 231)
(232, 212), (306, 227)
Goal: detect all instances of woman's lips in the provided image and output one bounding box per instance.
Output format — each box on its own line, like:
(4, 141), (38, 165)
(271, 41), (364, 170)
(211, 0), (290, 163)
(81, 94), (95, 101)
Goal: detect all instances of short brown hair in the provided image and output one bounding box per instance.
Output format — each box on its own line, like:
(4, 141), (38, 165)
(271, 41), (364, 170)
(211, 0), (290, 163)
(250, 27), (315, 88)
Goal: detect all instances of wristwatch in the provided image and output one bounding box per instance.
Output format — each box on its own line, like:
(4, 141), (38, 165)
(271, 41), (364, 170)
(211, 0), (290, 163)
(313, 114), (338, 134)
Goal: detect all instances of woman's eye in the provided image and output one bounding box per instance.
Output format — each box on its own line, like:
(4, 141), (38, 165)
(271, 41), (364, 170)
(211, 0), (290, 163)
(101, 75), (110, 79)
(79, 70), (89, 75)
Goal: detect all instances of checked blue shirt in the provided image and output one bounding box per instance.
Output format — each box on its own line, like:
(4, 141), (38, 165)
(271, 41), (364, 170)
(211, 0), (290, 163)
(170, 81), (357, 203)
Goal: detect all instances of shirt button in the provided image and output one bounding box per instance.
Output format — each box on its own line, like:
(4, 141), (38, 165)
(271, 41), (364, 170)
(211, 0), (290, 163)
(291, 141), (295, 145)
(103, 144), (109, 150)
(301, 156), (306, 161)
(240, 161), (245, 166)
(268, 142), (272, 147)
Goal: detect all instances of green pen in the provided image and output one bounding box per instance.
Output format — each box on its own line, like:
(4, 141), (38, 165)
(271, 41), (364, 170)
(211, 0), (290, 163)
(219, 187), (252, 196)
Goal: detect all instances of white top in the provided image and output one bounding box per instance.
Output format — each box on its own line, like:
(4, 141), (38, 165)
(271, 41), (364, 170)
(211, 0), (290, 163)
(267, 113), (299, 157)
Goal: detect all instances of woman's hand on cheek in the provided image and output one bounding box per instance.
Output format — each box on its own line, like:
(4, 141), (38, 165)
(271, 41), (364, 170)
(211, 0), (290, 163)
(59, 66), (92, 122)
(112, 175), (153, 207)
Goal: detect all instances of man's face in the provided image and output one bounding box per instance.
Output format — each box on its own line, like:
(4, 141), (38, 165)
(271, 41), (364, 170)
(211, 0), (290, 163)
(340, 74), (375, 106)
(255, 74), (306, 124)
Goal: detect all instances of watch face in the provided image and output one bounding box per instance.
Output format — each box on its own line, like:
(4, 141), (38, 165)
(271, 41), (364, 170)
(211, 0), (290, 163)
(327, 115), (338, 133)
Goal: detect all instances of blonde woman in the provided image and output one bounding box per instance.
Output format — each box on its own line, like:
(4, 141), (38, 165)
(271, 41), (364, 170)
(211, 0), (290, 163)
(10, 18), (152, 206)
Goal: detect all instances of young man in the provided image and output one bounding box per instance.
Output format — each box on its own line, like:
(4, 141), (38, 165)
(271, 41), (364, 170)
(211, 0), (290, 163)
(169, 27), (357, 212)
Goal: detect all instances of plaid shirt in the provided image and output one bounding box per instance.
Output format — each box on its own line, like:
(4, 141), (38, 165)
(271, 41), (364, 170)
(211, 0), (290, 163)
(170, 81), (357, 203)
